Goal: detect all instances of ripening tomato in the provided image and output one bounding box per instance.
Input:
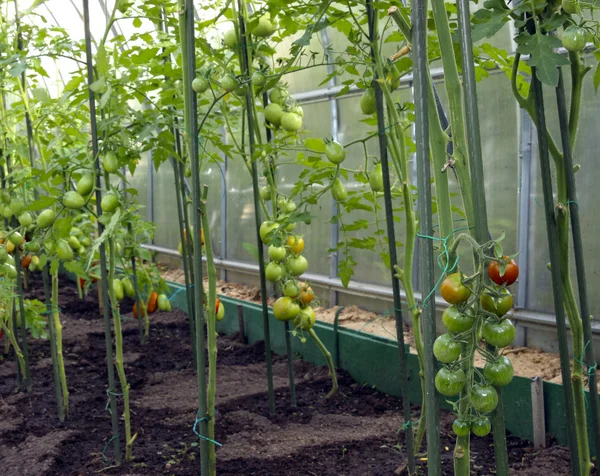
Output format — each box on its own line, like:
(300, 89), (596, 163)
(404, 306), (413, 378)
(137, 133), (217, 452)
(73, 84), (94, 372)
(360, 88), (376, 115)
(471, 417), (491, 437)
(216, 298), (225, 321)
(273, 296), (300, 321)
(287, 235), (305, 255)
(488, 257), (519, 286)
(133, 300), (147, 319)
(369, 164), (384, 192)
(481, 289), (513, 317)
(158, 294), (171, 312)
(440, 273), (471, 305)
(452, 419), (471, 437)
(442, 306), (475, 333)
(21, 255), (32, 269)
(471, 385), (498, 414)
(435, 367), (466, 397)
(483, 355), (514, 387)
(433, 333), (462, 363)
(482, 318), (516, 348)
(147, 292), (159, 314)
(299, 285), (315, 305)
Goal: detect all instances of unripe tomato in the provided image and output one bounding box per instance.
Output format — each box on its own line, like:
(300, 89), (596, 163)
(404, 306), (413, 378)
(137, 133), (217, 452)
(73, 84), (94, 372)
(471, 417), (492, 437)
(251, 15), (276, 38)
(259, 186), (271, 200)
(278, 198), (297, 213)
(122, 277), (135, 298)
(25, 241), (41, 253)
(63, 191), (85, 209)
(332, 178), (348, 202)
(9, 232), (24, 247)
(299, 285), (315, 305)
(435, 367), (466, 396)
(488, 257), (519, 286)
(6, 241), (15, 254)
(5, 254), (14, 266)
(18, 212), (33, 227)
(158, 294), (171, 311)
(562, 25), (587, 52)
(482, 318), (516, 348)
(452, 419), (471, 437)
(192, 77), (210, 94)
(147, 291), (159, 313)
(264, 103), (283, 126)
(273, 296), (300, 321)
(3, 205), (12, 219)
(216, 298), (225, 321)
(280, 112), (303, 132)
(10, 198), (24, 215)
(76, 174), (95, 196)
(484, 355), (514, 387)
(103, 151), (119, 173)
(562, 0), (580, 13)
(259, 221), (279, 244)
(234, 82), (248, 97)
(69, 236), (82, 251)
(268, 245), (287, 262)
(294, 306), (316, 330)
(56, 239), (74, 261)
(113, 279), (125, 302)
(440, 273), (471, 305)
(221, 74), (238, 93)
(287, 235), (305, 254)
(269, 88), (288, 105)
(2, 264), (17, 279)
(388, 62), (401, 91)
(101, 193), (120, 213)
(288, 255), (308, 277)
(37, 209), (55, 229)
(481, 289), (513, 317)
(283, 280), (300, 298)
(252, 71), (266, 87)
(325, 140), (346, 164)
(223, 28), (238, 49)
(433, 333), (462, 363)
(442, 305), (475, 333)
(360, 88), (376, 115)
(285, 222), (297, 232)
(369, 163), (384, 192)
(265, 261), (284, 282)
(80, 237), (91, 247)
(0, 247), (6, 263)
(471, 385), (498, 414)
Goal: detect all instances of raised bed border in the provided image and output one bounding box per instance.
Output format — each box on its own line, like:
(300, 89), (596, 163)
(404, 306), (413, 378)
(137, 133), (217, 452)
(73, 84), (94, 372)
(166, 280), (593, 453)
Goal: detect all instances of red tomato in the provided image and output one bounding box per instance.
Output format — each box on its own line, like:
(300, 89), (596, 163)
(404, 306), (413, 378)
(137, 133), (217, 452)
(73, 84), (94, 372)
(488, 257), (519, 286)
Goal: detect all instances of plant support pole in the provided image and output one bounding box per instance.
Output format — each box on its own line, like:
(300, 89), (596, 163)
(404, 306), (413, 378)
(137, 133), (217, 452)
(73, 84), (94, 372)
(366, 0), (415, 472)
(531, 70), (581, 476)
(238, 0), (276, 415)
(412, 0), (441, 472)
(556, 68), (600, 463)
(82, 0), (121, 464)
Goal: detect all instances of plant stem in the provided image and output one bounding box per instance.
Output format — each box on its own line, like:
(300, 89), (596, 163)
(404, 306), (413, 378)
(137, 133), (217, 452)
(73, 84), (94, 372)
(51, 271), (69, 416)
(308, 329), (338, 398)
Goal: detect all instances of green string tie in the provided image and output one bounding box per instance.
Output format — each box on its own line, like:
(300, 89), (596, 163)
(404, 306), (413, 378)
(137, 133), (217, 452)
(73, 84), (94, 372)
(100, 435), (118, 465)
(40, 305), (62, 315)
(193, 411), (223, 447)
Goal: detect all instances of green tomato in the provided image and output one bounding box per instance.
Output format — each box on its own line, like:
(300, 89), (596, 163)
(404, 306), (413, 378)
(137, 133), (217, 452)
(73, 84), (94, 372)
(101, 193), (120, 213)
(259, 186), (271, 201)
(63, 191), (86, 209)
(69, 236), (82, 251)
(360, 88), (376, 115)
(268, 245), (287, 262)
(234, 82), (248, 97)
(481, 289), (513, 316)
(9, 232), (24, 246)
(18, 212), (33, 227)
(280, 112), (303, 132)
(435, 367), (466, 397)
(273, 296), (300, 321)
(483, 355), (514, 387)
(221, 74), (238, 93)
(251, 14), (276, 38)
(471, 385), (498, 414)
(277, 198), (297, 213)
(433, 333), (462, 363)
(265, 261), (284, 282)
(269, 88), (288, 105)
(224, 28), (238, 49)
(113, 279), (125, 302)
(471, 417), (492, 437)
(325, 140), (346, 164)
(259, 221), (279, 244)
(216, 300), (225, 320)
(452, 419), (471, 437)
(103, 151), (119, 173)
(442, 306), (475, 334)
(294, 306), (316, 330)
(283, 280), (300, 298)
(76, 174), (95, 196)
(288, 255), (308, 277)
(264, 103), (284, 126)
(80, 237), (91, 247)
(562, 0), (580, 13)
(56, 239), (74, 262)
(482, 318), (516, 348)
(252, 71), (267, 87)
(369, 163), (384, 192)
(37, 209), (55, 229)
(2, 264), (17, 279)
(192, 77), (210, 94)
(122, 277), (135, 298)
(285, 222), (297, 232)
(158, 294), (171, 311)
(10, 199), (24, 215)
(332, 177), (348, 202)
(3, 205), (12, 219)
(5, 254), (14, 266)
(562, 25), (587, 52)
(0, 247), (8, 263)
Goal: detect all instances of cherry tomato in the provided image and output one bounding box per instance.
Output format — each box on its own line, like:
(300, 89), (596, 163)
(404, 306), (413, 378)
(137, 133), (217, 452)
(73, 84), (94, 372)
(18, 212), (33, 227)
(283, 280), (300, 298)
(216, 298), (225, 321)
(278, 198), (297, 213)
(21, 255), (32, 269)
(223, 28), (238, 49)
(76, 174), (95, 196)
(280, 112), (303, 132)
(251, 15), (276, 38)
(259, 186), (271, 201)
(488, 257), (519, 286)
(325, 141), (346, 164)
(369, 163), (383, 192)
(269, 88), (288, 105)
(435, 367), (466, 396)
(360, 87), (376, 115)
(482, 318), (516, 348)
(452, 419), (471, 437)
(471, 417), (491, 437)
(562, 25), (587, 52)
(234, 83), (248, 97)
(9, 232), (24, 247)
(442, 306), (475, 333)
(273, 296), (300, 321)
(221, 74), (238, 93)
(265, 261), (284, 282)
(259, 221), (279, 244)
(63, 191), (85, 209)
(471, 385), (498, 414)
(288, 255), (308, 277)
(252, 71), (267, 87)
(294, 306), (316, 330)
(299, 285), (315, 305)
(481, 289), (513, 317)
(433, 333), (462, 363)
(37, 209), (55, 229)
(103, 151), (119, 173)
(268, 245), (286, 262)
(440, 273), (471, 305)
(287, 235), (305, 255)
(192, 77), (210, 94)
(483, 355), (514, 387)
(264, 103), (283, 126)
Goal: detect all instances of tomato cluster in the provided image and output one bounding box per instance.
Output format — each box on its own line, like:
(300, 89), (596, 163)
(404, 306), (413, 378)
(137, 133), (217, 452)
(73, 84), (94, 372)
(436, 255), (519, 438)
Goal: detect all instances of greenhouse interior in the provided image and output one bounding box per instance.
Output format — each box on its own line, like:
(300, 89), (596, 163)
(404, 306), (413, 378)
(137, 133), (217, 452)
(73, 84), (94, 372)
(1, 0), (599, 474)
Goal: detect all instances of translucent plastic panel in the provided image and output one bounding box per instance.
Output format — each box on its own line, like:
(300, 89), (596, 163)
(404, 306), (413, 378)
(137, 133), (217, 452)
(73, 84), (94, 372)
(336, 87), (413, 286)
(527, 68), (600, 318)
(127, 153), (149, 219)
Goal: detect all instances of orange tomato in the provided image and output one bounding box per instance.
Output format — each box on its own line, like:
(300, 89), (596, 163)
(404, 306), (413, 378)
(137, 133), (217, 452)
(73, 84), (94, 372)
(147, 291), (159, 314)
(299, 285), (315, 305)
(21, 255), (32, 269)
(287, 235), (305, 255)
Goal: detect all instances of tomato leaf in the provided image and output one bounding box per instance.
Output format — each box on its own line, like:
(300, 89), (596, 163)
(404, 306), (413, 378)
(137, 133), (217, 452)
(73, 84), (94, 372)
(516, 33), (570, 86)
(242, 242), (259, 262)
(304, 137), (326, 153)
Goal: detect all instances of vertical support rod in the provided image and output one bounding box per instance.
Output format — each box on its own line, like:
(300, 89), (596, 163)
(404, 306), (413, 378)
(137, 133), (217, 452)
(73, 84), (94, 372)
(556, 68), (600, 462)
(412, 0), (441, 472)
(238, 0), (275, 415)
(82, 0), (121, 464)
(366, 1), (415, 472)
(531, 70), (580, 476)
(531, 376), (546, 449)
(219, 127), (228, 280)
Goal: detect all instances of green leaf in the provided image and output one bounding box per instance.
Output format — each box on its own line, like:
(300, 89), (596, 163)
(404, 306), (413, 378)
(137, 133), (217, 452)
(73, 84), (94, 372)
(304, 137), (327, 153)
(133, 17), (142, 28)
(516, 33), (570, 86)
(23, 195), (55, 212)
(242, 242), (259, 262)
(96, 45), (110, 75)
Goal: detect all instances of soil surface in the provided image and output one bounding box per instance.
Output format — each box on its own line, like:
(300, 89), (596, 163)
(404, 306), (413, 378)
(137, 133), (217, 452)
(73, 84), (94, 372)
(0, 275), (578, 475)
(160, 267), (578, 387)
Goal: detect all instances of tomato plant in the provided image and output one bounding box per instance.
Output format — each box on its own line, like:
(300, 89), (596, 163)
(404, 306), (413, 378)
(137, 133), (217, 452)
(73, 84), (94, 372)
(487, 257), (519, 286)
(440, 273), (471, 305)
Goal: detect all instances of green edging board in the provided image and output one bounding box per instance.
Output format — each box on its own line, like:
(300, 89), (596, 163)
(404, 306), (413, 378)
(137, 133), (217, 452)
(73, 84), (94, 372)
(166, 281), (597, 453)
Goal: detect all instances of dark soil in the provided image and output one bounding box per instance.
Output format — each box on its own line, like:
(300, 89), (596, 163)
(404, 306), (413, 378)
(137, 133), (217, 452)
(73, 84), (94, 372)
(0, 276), (576, 475)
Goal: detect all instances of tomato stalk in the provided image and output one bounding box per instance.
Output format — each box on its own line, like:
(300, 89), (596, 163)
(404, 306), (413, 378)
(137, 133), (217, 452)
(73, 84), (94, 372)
(366, 2), (416, 471)
(51, 271), (69, 417)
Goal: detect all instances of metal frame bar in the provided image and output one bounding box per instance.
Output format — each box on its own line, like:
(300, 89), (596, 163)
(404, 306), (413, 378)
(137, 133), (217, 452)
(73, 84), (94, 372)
(219, 126), (228, 280)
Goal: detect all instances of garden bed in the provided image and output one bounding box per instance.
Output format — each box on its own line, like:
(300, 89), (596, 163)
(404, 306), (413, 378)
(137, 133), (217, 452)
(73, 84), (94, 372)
(0, 277), (576, 475)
